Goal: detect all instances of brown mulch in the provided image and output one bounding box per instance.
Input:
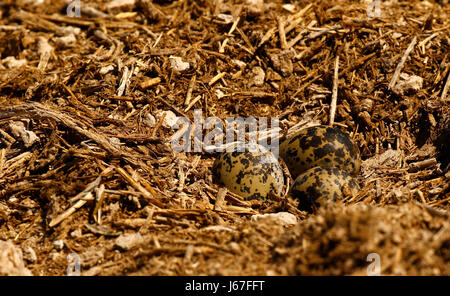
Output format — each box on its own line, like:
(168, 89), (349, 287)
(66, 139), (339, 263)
(0, 0), (449, 275)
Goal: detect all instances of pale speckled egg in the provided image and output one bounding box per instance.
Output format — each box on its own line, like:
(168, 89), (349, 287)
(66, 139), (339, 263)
(290, 166), (360, 212)
(279, 125), (361, 178)
(212, 146), (284, 200)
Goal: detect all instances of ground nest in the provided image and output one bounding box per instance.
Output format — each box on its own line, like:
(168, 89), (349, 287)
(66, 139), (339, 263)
(0, 0), (449, 275)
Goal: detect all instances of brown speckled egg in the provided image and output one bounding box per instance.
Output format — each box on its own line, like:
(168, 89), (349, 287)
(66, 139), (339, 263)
(290, 166), (360, 212)
(212, 145), (284, 200)
(279, 125), (361, 178)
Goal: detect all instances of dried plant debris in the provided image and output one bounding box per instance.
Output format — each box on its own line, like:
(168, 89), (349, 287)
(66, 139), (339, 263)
(0, 0), (449, 275)
(270, 202), (450, 276)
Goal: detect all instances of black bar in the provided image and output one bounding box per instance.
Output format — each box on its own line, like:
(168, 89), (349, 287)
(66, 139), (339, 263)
(1, 276), (446, 295)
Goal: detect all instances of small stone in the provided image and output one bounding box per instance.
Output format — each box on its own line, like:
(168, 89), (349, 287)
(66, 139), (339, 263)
(232, 60), (246, 68)
(246, 0), (265, 16)
(249, 66), (265, 87)
(107, 0), (135, 9)
(115, 233), (145, 250)
(202, 225), (236, 232)
(282, 4), (296, 13)
(361, 149), (402, 174)
(53, 33), (77, 47)
(22, 247), (37, 263)
(2, 56), (27, 69)
(70, 229), (83, 238)
(107, 137), (122, 146)
(169, 56), (190, 73)
(217, 14), (233, 24)
(0, 240), (32, 276)
(228, 242), (241, 253)
(55, 97), (67, 106)
(270, 49), (295, 76)
(215, 89), (226, 99)
(49, 251), (60, 261)
(99, 65), (115, 75)
(251, 212), (298, 227)
(155, 110), (178, 129)
(53, 240), (64, 250)
(393, 73), (423, 95)
(9, 121), (39, 148)
(145, 113), (157, 127)
(55, 26), (81, 37)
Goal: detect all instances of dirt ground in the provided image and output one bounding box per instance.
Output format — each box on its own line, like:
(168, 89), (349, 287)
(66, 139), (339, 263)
(0, 0), (449, 276)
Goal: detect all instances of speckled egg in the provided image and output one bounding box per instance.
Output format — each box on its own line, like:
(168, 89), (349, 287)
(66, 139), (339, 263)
(290, 166), (360, 212)
(212, 145), (284, 200)
(279, 125), (361, 178)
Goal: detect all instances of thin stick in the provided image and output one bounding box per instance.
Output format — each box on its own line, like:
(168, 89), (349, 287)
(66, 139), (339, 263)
(117, 66), (130, 96)
(37, 37), (53, 71)
(418, 33), (438, 54)
(228, 16), (240, 35)
(409, 158), (437, 171)
(108, 96), (144, 102)
(0, 128), (15, 143)
(278, 17), (288, 50)
(388, 36), (417, 90)
(0, 103), (125, 157)
(219, 38), (228, 53)
(441, 68), (450, 100)
(285, 3), (313, 34)
(428, 195), (450, 206)
(236, 27), (255, 54)
(184, 95), (202, 112)
(340, 52), (376, 75)
(256, 3), (312, 49)
(116, 166), (166, 208)
(287, 20), (316, 49)
(1, 152), (33, 178)
(140, 77), (161, 89)
(152, 32), (163, 47)
(69, 175), (103, 203)
(151, 112), (166, 137)
(417, 189), (427, 204)
(185, 75), (196, 106)
(329, 56), (339, 126)
(177, 161), (185, 192)
(152, 95), (190, 119)
(93, 184), (106, 224)
(214, 188), (227, 211)
(257, 27), (277, 48)
(209, 72), (226, 86)
(0, 149), (5, 174)
(49, 193), (94, 228)
(231, 91), (277, 98)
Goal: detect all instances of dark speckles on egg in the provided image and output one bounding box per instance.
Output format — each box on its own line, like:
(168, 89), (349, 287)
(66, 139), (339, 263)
(212, 145), (284, 200)
(309, 135), (322, 147)
(334, 147), (345, 158)
(279, 125), (361, 178)
(313, 143), (333, 159)
(240, 158), (249, 167)
(290, 166), (360, 212)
